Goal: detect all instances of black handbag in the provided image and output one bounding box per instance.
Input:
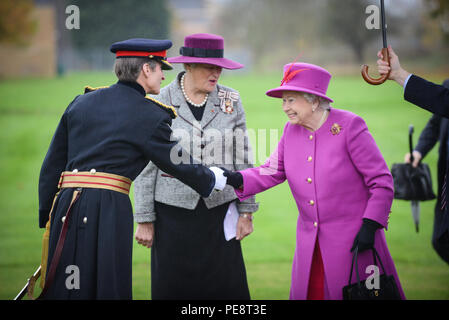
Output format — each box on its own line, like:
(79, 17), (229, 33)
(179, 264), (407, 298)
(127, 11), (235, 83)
(391, 125), (436, 201)
(342, 247), (401, 300)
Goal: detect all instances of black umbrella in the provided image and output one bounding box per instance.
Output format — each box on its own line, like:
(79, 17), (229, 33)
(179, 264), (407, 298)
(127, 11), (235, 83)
(409, 126), (420, 232)
(391, 125), (436, 232)
(362, 0), (391, 85)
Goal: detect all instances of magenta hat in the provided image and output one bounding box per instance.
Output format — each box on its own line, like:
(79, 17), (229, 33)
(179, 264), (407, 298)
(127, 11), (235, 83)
(167, 33), (243, 70)
(266, 62), (333, 102)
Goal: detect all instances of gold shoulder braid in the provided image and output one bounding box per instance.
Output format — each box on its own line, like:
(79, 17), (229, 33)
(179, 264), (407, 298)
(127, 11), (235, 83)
(84, 85), (110, 94)
(145, 96), (177, 119)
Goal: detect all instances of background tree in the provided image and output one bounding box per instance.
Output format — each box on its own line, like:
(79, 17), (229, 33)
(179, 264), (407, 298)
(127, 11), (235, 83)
(0, 0), (36, 45)
(215, 0), (322, 69)
(68, 0), (170, 49)
(324, 0), (383, 64)
(425, 0), (449, 43)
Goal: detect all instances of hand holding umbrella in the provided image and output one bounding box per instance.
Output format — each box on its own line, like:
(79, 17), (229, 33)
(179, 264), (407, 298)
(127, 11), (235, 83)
(377, 46), (412, 87)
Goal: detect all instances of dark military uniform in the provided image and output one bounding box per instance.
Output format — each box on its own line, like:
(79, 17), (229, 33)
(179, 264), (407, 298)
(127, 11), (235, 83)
(38, 40), (217, 299)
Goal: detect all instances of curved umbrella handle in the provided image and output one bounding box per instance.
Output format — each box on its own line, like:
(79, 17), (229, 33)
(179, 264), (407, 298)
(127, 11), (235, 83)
(361, 47), (390, 85)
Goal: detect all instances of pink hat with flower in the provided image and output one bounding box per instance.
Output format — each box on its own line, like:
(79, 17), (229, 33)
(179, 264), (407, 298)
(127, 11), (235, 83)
(266, 62), (333, 102)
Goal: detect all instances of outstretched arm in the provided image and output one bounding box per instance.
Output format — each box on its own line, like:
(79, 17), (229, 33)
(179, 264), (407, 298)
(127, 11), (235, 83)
(378, 46), (449, 118)
(230, 123), (289, 201)
(143, 116), (225, 197)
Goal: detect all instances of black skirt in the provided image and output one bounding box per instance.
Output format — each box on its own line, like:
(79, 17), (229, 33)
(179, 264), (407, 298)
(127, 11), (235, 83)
(151, 199), (250, 300)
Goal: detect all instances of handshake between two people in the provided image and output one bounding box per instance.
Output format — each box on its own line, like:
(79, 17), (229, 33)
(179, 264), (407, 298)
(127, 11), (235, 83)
(207, 167), (243, 191)
(135, 168), (247, 249)
(219, 167), (244, 190)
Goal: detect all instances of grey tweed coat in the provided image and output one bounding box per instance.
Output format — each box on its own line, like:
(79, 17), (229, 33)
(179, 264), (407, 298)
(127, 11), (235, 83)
(134, 73), (259, 222)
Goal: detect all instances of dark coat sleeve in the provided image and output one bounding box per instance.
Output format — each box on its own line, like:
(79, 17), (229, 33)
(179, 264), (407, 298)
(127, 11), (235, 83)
(144, 116), (215, 198)
(405, 75), (449, 118)
(38, 109), (69, 228)
(414, 114), (441, 159)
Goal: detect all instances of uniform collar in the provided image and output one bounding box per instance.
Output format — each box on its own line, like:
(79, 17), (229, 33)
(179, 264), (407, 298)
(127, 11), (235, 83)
(118, 80), (146, 96)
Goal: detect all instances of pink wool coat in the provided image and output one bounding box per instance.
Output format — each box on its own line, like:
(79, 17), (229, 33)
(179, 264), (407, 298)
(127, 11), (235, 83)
(236, 108), (405, 300)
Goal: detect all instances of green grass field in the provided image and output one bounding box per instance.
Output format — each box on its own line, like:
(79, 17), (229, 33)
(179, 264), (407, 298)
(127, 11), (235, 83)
(0, 70), (448, 300)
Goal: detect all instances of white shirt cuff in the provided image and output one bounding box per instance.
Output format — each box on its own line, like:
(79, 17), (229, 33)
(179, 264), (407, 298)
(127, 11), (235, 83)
(403, 74), (413, 91)
(209, 167), (227, 191)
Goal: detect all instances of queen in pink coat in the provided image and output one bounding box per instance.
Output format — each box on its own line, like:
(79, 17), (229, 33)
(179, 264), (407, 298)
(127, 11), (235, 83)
(222, 62), (406, 300)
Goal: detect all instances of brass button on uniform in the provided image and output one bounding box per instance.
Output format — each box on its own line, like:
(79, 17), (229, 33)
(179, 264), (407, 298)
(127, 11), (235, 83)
(309, 200), (315, 205)
(307, 178), (312, 183)
(90, 168), (96, 174)
(72, 169), (78, 173)
(83, 217), (88, 224)
(307, 156), (312, 162)
(61, 216), (66, 223)
(309, 135), (313, 140)
(314, 221), (318, 228)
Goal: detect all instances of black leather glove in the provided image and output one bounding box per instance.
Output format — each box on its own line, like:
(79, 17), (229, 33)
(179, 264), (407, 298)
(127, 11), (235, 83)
(351, 218), (383, 252)
(220, 167), (243, 189)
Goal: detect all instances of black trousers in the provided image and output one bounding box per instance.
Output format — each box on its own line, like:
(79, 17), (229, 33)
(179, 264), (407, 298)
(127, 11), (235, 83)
(432, 205), (449, 264)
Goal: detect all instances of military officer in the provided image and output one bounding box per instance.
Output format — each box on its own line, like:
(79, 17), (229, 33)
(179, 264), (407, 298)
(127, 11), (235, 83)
(37, 38), (226, 299)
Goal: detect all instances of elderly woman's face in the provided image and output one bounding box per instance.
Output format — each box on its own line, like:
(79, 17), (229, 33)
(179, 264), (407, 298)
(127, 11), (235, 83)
(282, 91), (313, 125)
(186, 64), (223, 93)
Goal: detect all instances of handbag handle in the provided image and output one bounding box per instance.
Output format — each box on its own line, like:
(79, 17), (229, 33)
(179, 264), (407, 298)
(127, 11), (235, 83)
(371, 247), (388, 276)
(347, 247), (388, 287)
(409, 124), (414, 163)
(348, 247), (363, 288)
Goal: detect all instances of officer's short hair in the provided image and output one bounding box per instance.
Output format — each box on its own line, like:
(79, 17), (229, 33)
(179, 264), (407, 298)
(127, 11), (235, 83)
(114, 58), (158, 82)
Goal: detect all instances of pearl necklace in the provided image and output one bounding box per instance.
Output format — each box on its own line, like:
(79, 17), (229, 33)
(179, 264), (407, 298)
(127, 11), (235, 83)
(180, 73), (208, 108)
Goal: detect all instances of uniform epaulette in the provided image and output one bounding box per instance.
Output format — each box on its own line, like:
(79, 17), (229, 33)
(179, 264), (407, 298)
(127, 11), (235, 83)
(84, 85), (110, 94)
(145, 96), (177, 119)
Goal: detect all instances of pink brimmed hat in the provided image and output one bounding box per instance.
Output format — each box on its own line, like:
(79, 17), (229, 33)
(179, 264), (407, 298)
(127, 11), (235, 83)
(266, 62), (333, 102)
(167, 33), (243, 70)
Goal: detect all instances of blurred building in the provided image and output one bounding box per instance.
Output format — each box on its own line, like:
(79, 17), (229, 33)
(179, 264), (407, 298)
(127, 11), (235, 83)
(0, 1), (56, 78)
(169, 0), (220, 42)
(168, 0), (251, 71)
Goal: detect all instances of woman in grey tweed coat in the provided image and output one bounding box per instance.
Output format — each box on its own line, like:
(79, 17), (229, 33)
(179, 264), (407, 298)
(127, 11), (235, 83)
(133, 33), (258, 300)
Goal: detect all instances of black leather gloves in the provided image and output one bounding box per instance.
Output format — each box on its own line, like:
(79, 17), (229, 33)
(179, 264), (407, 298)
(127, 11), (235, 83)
(220, 167), (243, 189)
(351, 218), (383, 252)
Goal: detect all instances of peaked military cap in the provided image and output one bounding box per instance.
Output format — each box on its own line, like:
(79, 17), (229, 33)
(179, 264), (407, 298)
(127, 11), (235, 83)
(110, 38), (173, 70)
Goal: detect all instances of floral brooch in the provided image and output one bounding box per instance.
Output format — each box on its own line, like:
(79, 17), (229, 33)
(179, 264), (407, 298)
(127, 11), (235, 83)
(331, 123), (342, 135)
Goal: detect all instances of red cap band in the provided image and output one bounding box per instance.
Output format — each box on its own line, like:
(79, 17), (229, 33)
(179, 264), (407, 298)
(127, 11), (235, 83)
(115, 50), (167, 58)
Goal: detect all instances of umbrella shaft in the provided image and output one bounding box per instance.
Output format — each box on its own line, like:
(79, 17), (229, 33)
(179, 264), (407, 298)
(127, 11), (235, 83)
(381, 0), (387, 48)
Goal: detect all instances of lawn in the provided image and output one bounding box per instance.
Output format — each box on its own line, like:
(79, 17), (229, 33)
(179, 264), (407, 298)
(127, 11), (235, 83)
(0, 70), (448, 300)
